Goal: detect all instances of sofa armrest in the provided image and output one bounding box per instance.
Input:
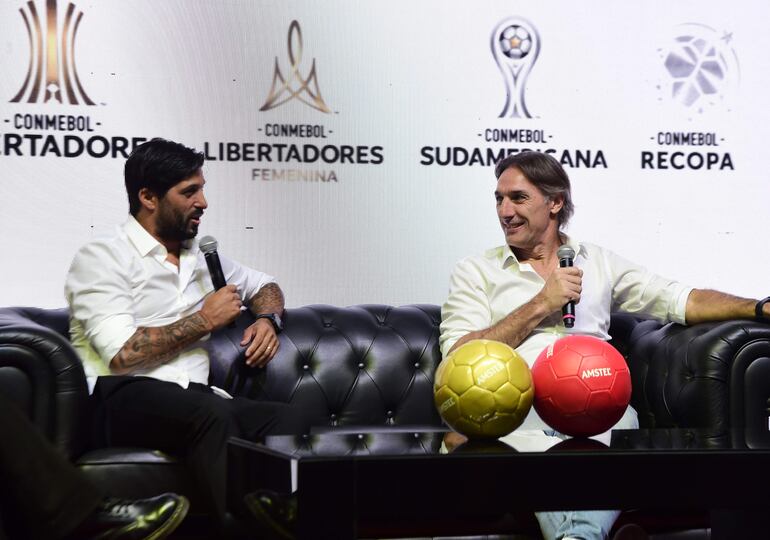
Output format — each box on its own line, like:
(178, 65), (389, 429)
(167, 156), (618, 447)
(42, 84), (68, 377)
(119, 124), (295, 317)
(619, 317), (770, 439)
(0, 307), (90, 459)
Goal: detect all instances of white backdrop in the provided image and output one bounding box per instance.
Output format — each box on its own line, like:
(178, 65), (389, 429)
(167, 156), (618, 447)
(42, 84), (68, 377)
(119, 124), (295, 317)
(1, 0), (767, 308)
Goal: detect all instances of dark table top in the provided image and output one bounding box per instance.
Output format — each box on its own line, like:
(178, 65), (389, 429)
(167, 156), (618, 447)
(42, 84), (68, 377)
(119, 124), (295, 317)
(228, 428), (770, 539)
(235, 426), (770, 460)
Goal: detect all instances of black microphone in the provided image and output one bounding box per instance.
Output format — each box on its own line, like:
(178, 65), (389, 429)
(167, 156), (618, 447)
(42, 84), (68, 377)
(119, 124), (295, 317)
(557, 244), (576, 328)
(199, 235), (236, 328)
(199, 236), (226, 290)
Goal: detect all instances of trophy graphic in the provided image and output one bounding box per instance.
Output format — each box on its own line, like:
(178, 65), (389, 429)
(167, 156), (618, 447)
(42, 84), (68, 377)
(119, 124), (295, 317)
(260, 20), (331, 113)
(11, 0), (94, 105)
(491, 17), (540, 118)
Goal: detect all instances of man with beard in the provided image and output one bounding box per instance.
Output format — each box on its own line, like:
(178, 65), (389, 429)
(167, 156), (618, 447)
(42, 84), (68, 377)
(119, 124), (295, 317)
(64, 138), (307, 526)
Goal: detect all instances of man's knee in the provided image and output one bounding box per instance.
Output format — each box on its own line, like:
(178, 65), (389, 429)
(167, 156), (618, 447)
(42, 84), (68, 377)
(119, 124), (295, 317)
(269, 403), (310, 435)
(191, 395), (244, 440)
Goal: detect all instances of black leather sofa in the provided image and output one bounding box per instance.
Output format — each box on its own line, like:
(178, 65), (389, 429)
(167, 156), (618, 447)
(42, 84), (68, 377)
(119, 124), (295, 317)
(1, 304), (769, 538)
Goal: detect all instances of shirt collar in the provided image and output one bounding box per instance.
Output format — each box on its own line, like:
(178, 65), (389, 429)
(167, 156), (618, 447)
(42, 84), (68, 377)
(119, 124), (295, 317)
(124, 215), (162, 257)
(492, 235), (583, 270)
(123, 216), (198, 258)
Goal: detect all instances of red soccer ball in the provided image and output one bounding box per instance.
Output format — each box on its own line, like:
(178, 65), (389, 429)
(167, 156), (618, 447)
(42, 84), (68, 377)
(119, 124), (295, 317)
(531, 335), (631, 437)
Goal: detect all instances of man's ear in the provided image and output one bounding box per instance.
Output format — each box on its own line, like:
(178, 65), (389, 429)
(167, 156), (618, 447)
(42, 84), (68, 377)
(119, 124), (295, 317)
(549, 194), (564, 216)
(138, 187), (158, 212)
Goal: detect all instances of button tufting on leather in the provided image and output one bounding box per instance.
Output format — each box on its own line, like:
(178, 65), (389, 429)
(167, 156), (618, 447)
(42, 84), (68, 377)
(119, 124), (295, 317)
(358, 362), (365, 369)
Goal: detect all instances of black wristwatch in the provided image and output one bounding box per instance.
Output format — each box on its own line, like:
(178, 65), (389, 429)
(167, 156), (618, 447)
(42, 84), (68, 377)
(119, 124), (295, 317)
(256, 313), (283, 333)
(756, 297), (770, 322)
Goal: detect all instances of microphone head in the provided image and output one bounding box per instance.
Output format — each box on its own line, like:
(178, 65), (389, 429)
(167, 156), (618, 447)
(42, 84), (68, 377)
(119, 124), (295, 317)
(199, 235), (218, 254)
(557, 244), (575, 260)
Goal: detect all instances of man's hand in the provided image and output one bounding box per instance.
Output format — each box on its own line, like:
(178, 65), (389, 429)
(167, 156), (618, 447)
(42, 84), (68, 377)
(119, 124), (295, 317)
(240, 318), (279, 367)
(199, 285), (242, 331)
(537, 266), (583, 314)
(443, 431), (468, 452)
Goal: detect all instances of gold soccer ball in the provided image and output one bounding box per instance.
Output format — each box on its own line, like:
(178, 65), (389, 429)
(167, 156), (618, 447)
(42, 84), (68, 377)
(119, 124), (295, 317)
(434, 339), (533, 438)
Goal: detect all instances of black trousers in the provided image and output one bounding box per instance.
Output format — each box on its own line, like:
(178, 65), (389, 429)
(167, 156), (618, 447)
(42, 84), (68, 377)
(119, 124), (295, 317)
(0, 392), (103, 540)
(91, 376), (308, 519)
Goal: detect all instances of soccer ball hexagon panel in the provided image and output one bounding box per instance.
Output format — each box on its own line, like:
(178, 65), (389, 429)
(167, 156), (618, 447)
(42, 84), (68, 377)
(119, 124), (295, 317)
(434, 339), (533, 438)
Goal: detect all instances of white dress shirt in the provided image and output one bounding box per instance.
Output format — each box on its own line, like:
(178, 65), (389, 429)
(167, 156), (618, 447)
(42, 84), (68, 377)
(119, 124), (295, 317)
(440, 237), (693, 431)
(65, 216), (275, 393)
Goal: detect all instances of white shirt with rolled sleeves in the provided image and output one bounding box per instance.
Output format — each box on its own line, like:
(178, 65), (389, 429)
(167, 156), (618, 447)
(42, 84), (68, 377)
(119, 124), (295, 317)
(439, 237), (693, 432)
(65, 216), (275, 393)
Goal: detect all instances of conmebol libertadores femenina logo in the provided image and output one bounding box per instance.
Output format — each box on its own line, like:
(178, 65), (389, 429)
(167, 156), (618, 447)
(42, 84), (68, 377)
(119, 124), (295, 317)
(260, 20), (331, 113)
(10, 0), (94, 105)
(202, 20), (384, 181)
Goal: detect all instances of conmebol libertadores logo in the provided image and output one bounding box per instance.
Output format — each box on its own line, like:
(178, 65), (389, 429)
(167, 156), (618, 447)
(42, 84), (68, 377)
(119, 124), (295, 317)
(10, 0), (94, 105)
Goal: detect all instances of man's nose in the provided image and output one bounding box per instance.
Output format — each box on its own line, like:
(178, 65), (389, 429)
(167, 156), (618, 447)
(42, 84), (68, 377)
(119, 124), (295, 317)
(196, 192), (208, 209)
(498, 198), (515, 217)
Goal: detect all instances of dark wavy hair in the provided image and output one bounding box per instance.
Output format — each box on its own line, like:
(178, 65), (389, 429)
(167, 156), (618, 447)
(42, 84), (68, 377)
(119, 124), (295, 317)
(124, 138), (205, 216)
(494, 151), (574, 228)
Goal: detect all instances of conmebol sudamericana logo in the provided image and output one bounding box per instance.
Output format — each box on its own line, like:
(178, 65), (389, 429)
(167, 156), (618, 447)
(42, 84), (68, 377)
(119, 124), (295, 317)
(10, 0), (94, 105)
(491, 17), (540, 118)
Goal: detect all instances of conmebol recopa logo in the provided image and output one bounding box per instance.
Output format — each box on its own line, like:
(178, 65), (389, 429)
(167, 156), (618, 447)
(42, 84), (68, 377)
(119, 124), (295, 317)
(640, 23), (738, 172)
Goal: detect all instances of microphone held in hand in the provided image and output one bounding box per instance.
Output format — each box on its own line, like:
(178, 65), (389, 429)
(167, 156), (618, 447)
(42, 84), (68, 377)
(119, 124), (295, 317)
(557, 244), (576, 328)
(199, 236), (226, 290)
(199, 235), (235, 328)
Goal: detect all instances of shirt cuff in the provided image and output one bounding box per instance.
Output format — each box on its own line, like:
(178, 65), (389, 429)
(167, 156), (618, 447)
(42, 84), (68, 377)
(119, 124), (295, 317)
(90, 318), (137, 367)
(670, 285), (695, 325)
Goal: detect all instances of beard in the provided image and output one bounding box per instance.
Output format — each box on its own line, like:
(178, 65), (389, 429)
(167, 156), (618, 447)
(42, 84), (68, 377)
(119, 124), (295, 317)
(156, 203), (201, 242)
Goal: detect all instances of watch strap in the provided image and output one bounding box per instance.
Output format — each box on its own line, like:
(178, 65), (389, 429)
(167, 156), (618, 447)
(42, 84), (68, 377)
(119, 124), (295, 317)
(256, 313), (282, 332)
(756, 297), (770, 322)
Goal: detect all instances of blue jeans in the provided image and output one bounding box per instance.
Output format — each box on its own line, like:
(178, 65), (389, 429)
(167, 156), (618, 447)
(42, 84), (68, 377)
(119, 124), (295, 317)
(535, 407), (639, 540)
(535, 509), (620, 540)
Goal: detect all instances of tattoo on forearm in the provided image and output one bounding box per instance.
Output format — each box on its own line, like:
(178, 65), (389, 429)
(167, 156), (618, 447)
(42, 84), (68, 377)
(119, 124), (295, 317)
(249, 283), (285, 314)
(112, 312), (210, 374)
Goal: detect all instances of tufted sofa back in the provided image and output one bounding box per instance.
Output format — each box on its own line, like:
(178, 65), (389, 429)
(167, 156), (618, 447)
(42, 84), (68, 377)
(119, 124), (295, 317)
(4, 304), (769, 446)
(207, 304), (444, 429)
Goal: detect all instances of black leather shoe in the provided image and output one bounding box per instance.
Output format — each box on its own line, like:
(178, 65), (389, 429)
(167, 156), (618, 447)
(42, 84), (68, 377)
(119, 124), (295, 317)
(243, 490), (296, 540)
(71, 493), (189, 540)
